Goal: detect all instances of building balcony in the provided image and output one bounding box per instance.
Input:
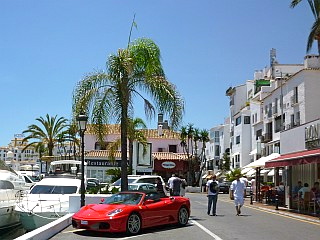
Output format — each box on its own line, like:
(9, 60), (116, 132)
(261, 133), (272, 143)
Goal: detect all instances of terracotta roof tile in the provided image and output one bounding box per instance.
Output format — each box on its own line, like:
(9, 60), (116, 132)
(86, 124), (180, 139)
(152, 152), (188, 161)
(85, 150), (126, 158)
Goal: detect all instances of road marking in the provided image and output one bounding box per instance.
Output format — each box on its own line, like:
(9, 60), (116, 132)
(119, 235), (142, 239)
(190, 219), (224, 240)
(62, 229), (86, 233)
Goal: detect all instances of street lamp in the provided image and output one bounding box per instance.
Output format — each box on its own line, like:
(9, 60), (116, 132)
(77, 113), (88, 207)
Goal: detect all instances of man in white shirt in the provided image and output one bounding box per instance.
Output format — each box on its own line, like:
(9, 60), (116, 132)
(168, 174), (178, 196)
(230, 174), (246, 216)
(206, 175), (219, 216)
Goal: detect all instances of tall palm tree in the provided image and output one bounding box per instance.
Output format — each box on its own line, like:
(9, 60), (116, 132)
(180, 124), (196, 185)
(73, 38), (184, 191)
(22, 114), (68, 157)
(291, 0), (320, 54)
(196, 129), (210, 185)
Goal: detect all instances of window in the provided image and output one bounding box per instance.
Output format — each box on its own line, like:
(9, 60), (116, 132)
(275, 115), (282, 132)
(274, 98), (278, 114)
(95, 142), (112, 150)
(169, 145), (177, 153)
(296, 111), (300, 125)
(214, 131), (220, 143)
(293, 87), (298, 104)
(244, 116), (250, 124)
(235, 116), (241, 126)
(214, 145), (220, 156)
(236, 135), (240, 144)
(256, 129), (262, 140)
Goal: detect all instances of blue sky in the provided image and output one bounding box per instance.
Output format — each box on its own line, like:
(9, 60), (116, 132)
(0, 1), (314, 146)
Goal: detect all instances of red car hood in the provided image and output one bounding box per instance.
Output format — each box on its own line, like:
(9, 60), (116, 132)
(73, 204), (133, 219)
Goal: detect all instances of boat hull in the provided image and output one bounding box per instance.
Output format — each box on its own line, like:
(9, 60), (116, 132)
(19, 211), (67, 231)
(0, 204), (20, 230)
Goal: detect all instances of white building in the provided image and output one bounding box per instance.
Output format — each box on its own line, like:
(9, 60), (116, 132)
(206, 118), (230, 173)
(226, 82), (252, 169)
(0, 136), (39, 171)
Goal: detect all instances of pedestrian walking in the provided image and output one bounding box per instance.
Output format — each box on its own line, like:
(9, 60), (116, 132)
(179, 176), (187, 197)
(168, 174), (177, 196)
(206, 175), (219, 216)
(172, 176), (181, 196)
(156, 177), (166, 198)
(230, 173), (246, 216)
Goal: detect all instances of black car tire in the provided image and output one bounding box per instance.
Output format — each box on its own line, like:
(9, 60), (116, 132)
(126, 213), (141, 235)
(177, 206), (189, 226)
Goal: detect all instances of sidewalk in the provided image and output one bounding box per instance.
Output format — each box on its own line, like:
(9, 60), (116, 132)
(247, 199), (320, 223)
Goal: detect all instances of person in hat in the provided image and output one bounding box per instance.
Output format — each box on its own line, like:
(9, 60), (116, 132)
(230, 173), (246, 216)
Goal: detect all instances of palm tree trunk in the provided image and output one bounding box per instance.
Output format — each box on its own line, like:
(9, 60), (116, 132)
(120, 94), (129, 191)
(129, 141), (133, 175)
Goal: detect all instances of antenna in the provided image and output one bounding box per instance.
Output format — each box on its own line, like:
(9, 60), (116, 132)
(270, 48), (276, 67)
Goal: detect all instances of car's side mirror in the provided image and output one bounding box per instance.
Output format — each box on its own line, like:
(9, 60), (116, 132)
(144, 199), (155, 205)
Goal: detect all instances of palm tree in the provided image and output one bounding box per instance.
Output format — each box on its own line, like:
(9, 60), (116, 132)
(73, 38), (184, 191)
(196, 129), (210, 185)
(22, 114), (68, 158)
(291, 0), (320, 54)
(180, 124), (197, 185)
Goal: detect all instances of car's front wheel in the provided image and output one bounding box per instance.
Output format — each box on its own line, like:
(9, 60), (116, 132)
(178, 206), (189, 226)
(126, 213), (141, 235)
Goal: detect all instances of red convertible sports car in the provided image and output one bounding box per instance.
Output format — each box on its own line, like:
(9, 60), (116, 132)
(72, 191), (190, 235)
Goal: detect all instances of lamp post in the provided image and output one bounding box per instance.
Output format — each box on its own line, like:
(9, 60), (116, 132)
(77, 113), (88, 207)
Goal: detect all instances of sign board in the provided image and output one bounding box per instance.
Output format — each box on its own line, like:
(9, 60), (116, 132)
(305, 123), (320, 149)
(137, 142), (152, 166)
(86, 159), (121, 167)
(161, 161), (176, 169)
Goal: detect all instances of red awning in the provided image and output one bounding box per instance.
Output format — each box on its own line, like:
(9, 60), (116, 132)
(265, 148), (320, 168)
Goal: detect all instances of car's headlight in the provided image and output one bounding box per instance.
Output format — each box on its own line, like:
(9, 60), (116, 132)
(106, 209), (123, 216)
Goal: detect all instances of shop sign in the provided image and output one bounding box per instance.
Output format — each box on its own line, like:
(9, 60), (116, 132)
(86, 159), (121, 167)
(305, 123), (320, 149)
(161, 161), (176, 169)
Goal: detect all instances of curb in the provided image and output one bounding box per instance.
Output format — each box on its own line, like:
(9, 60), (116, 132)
(14, 213), (73, 240)
(256, 206), (320, 223)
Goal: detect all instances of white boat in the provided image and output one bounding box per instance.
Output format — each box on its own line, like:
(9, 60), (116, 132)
(15, 160), (85, 231)
(0, 163), (27, 230)
(15, 177), (81, 231)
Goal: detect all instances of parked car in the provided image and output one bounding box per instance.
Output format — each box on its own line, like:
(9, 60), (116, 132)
(86, 178), (101, 190)
(108, 175), (166, 192)
(218, 181), (231, 194)
(72, 191), (190, 235)
(128, 183), (157, 192)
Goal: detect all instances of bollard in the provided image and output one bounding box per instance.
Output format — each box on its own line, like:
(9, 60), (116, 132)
(275, 193), (279, 210)
(250, 190), (253, 205)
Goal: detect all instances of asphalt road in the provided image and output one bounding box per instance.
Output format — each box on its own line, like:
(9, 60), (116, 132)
(50, 193), (320, 240)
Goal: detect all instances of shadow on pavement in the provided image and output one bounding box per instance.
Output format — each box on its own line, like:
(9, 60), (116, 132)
(72, 224), (192, 238)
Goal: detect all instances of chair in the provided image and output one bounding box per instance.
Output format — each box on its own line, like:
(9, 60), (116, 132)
(292, 192), (310, 212)
(308, 191), (317, 214)
(301, 192), (311, 211)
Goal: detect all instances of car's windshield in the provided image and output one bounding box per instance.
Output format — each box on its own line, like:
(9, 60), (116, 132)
(128, 184), (140, 191)
(104, 192), (143, 205)
(30, 185), (78, 194)
(112, 178), (136, 186)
